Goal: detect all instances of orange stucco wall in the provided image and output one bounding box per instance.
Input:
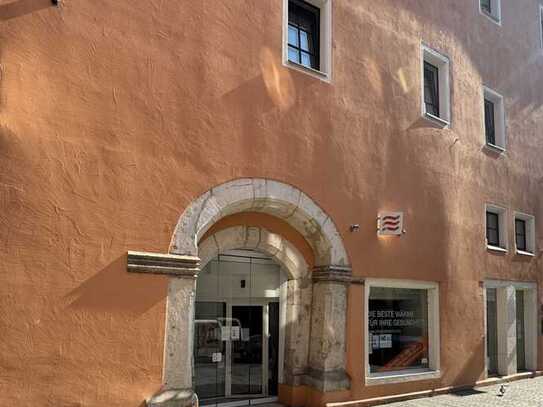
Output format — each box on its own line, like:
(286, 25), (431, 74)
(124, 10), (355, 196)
(0, 0), (542, 406)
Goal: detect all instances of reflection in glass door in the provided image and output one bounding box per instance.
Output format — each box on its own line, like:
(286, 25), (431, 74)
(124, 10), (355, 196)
(194, 251), (282, 404)
(486, 288), (498, 375)
(194, 302), (227, 399)
(516, 290), (526, 371)
(231, 305), (263, 395)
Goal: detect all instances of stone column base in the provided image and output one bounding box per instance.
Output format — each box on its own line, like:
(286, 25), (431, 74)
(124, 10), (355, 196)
(303, 368), (351, 392)
(147, 389), (197, 407)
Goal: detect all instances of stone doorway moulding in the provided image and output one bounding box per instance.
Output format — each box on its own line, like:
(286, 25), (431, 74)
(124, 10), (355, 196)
(127, 178), (352, 407)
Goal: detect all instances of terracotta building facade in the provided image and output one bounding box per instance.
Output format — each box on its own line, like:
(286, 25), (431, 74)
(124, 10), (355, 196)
(1, 0), (543, 406)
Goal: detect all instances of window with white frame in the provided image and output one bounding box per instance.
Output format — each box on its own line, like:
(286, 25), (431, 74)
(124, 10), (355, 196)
(540, 5), (543, 49)
(365, 279), (440, 385)
(284, 0), (331, 80)
(514, 213), (535, 255)
(483, 87), (506, 151)
(421, 45), (451, 126)
(486, 205), (507, 251)
(480, 0), (501, 24)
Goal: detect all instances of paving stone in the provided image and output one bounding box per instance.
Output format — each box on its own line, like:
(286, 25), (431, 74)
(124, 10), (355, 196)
(382, 377), (543, 406)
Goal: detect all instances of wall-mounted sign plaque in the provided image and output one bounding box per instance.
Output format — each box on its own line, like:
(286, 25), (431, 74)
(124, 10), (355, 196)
(377, 212), (404, 236)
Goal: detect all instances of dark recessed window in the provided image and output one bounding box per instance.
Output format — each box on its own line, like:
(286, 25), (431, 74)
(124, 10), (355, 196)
(288, 0), (320, 70)
(481, 0), (491, 14)
(486, 211), (500, 247)
(424, 61), (440, 117)
(515, 219), (527, 252)
(484, 99), (496, 145)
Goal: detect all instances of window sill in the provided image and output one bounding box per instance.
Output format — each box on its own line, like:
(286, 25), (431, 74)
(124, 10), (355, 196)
(484, 143), (506, 154)
(366, 369), (441, 386)
(285, 60), (330, 82)
(480, 10), (502, 26)
(423, 112), (450, 128)
(487, 245), (508, 253)
(516, 250), (535, 257)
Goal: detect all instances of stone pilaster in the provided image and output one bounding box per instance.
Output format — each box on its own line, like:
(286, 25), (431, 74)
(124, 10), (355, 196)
(127, 251), (200, 407)
(497, 285), (517, 376)
(305, 265), (352, 392)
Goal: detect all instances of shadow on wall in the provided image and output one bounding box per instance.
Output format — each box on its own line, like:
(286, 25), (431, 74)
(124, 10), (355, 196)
(0, 0), (57, 21)
(65, 254), (168, 316)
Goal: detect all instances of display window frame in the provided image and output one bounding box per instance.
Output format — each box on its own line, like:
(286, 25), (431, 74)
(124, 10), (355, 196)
(364, 279), (441, 385)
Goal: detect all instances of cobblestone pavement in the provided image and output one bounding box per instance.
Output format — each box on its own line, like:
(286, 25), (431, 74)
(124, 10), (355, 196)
(382, 377), (543, 406)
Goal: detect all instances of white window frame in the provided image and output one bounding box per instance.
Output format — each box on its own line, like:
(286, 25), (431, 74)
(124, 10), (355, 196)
(485, 204), (508, 252)
(479, 0), (502, 25)
(364, 279), (441, 385)
(421, 44), (451, 127)
(539, 5), (543, 50)
(483, 280), (538, 378)
(282, 0), (332, 82)
(514, 212), (536, 256)
(482, 86), (506, 152)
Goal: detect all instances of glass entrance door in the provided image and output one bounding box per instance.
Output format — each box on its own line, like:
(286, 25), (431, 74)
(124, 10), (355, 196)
(194, 252), (282, 405)
(231, 305), (264, 396)
(194, 302), (227, 399)
(516, 290), (526, 371)
(486, 288), (498, 375)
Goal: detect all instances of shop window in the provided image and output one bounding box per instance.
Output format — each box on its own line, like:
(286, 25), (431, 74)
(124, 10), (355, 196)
(365, 280), (440, 385)
(486, 205), (507, 251)
(283, 0), (332, 80)
(421, 45), (451, 127)
(480, 0), (501, 24)
(514, 213), (535, 255)
(483, 87), (506, 151)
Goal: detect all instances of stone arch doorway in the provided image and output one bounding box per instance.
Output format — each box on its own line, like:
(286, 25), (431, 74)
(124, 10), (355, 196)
(196, 226), (311, 404)
(128, 178), (352, 407)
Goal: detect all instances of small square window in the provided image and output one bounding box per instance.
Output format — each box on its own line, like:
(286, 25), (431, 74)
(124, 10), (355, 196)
(421, 45), (451, 127)
(480, 0), (501, 24)
(483, 87), (506, 151)
(284, 0), (331, 80)
(514, 213), (536, 255)
(486, 205), (507, 251)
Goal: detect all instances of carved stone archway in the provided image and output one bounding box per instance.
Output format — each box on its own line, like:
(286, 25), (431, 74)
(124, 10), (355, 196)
(128, 178), (352, 407)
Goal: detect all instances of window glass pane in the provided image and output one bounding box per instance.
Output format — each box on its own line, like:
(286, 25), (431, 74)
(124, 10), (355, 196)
(486, 212), (498, 230)
(516, 234), (526, 251)
(486, 212), (500, 246)
(424, 62), (439, 116)
(481, 0), (491, 13)
(288, 0), (320, 70)
(288, 46), (300, 64)
(484, 99), (495, 145)
(300, 30), (310, 51)
(288, 25), (299, 47)
(516, 219), (527, 251)
(488, 229), (499, 247)
(368, 287), (429, 374)
(516, 219), (526, 235)
(301, 52), (311, 67)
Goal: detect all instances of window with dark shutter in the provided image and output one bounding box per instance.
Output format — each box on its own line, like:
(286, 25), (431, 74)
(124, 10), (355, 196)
(484, 99), (496, 145)
(486, 212), (500, 247)
(424, 61), (440, 117)
(288, 0), (320, 70)
(515, 219), (527, 252)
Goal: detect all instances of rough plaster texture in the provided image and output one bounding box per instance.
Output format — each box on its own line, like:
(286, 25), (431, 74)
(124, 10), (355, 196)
(0, 0), (542, 406)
